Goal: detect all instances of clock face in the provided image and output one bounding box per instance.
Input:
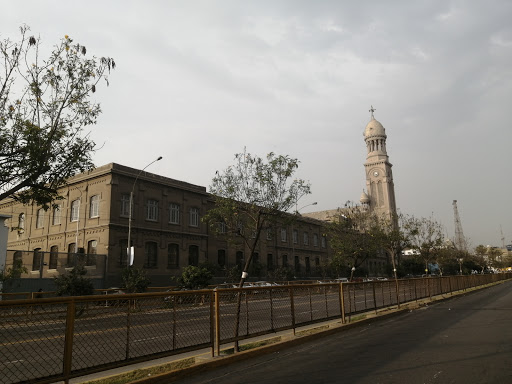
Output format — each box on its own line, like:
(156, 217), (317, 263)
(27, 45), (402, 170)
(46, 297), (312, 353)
(373, 171), (379, 177)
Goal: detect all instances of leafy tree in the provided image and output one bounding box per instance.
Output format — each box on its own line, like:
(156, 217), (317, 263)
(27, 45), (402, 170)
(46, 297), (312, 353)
(268, 266), (294, 282)
(203, 149), (310, 351)
(0, 258), (27, 292)
(176, 265), (213, 290)
(53, 265), (94, 296)
(203, 149), (311, 287)
(325, 203), (382, 281)
(0, 26), (115, 207)
(403, 215), (444, 275)
(121, 267), (151, 293)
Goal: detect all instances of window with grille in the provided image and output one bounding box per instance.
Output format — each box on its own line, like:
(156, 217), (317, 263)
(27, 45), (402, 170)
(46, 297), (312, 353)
(87, 240), (97, 266)
(89, 195), (100, 218)
(146, 199), (158, 221)
(70, 200), (80, 222)
(49, 246), (58, 269)
(303, 232), (309, 246)
(167, 243), (179, 268)
(32, 248), (42, 271)
(121, 194), (131, 217)
(313, 233), (319, 247)
(188, 245), (199, 266)
(144, 242), (158, 268)
(189, 207), (199, 227)
(281, 228), (287, 242)
(36, 209), (45, 228)
(218, 249), (226, 268)
(169, 203), (180, 224)
(52, 205), (61, 225)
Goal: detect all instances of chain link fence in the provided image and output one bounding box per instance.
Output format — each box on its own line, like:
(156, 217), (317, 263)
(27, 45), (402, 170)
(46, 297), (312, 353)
(1, 273), (511, 384)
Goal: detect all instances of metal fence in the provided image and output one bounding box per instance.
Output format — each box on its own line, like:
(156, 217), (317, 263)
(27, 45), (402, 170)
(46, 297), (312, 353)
(1, 273), (510, 384)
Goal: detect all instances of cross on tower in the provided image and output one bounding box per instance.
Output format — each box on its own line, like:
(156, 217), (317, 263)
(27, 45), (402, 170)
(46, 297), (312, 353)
(369, 105), (376, 119)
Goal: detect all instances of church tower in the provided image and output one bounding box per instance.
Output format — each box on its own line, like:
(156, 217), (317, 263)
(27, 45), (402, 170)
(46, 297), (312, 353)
(362, 107), (397, 218)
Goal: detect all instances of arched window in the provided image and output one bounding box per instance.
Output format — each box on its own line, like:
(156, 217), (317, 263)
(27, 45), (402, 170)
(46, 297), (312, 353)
(217, 249), (226, 268)
(144, 242), (158, 268)
(49, 246), (58, 269)
(18, 213), (25, 229)
(236, 251), (244, 268)
(188, 245), (199, 266)
(167, 243), (179, 269)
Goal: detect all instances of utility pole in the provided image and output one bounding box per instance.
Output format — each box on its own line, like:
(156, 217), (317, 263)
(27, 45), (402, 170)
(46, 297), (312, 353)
(452, 200), (467, 251)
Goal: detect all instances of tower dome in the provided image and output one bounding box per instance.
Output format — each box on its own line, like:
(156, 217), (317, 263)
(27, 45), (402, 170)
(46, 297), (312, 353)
(364, 118), (386, 138)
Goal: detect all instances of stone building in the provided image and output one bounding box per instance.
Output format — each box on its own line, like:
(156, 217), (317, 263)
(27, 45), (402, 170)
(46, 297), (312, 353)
(0, 163), (329, 288)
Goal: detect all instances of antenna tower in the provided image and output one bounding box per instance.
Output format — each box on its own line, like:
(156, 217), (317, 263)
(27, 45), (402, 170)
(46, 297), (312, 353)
(500, 225), (505, 249)
(452, 200), (467, 251)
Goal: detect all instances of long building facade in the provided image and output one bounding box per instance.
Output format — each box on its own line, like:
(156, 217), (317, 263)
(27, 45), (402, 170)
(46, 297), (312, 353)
(0, 163), (329, 288)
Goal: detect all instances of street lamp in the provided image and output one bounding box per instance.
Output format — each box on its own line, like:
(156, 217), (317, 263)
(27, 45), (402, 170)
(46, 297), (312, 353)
(458, 258), (463, 275)
(127, 156), (162, 266)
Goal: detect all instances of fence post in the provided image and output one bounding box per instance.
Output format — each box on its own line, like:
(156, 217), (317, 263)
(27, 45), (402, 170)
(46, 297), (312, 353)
(289, 287), (296, 335)
(395, 278), (400, 309)
(63, 300), (76, 383)
(372, 281), (377, 315)
(340, 282), (346, 324)
(214, 289), (220, 357)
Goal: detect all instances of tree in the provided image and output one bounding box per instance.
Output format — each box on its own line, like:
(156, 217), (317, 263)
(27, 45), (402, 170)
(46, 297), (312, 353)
(121, 267), (151, 293)
(53, 265), (94, 296)
(325, 203), (382, 281)
(0, 258), (27, 292)
(203, 149), (311, 351)
(403, 215), (444, 275)
(0, 26), (115, 208)
(176, 265), (213, 290)
(203, 149), (311, 286)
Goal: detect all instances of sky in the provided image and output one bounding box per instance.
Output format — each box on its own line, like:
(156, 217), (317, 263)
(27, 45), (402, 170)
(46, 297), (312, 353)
(2, 0), (511, 249)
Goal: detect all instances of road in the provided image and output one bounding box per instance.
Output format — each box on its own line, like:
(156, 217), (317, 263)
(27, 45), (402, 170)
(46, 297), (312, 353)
(177, 281), (512, 384)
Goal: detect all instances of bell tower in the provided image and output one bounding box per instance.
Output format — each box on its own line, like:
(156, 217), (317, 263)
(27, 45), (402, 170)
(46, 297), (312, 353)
(363, 106), (397, 218)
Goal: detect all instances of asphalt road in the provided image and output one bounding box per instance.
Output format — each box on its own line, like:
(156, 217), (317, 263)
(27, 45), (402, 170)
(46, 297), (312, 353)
(177, 281), (512, 384)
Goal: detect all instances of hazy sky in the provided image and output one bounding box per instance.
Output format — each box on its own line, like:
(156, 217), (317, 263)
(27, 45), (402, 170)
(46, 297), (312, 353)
(2, 1), (511, 248)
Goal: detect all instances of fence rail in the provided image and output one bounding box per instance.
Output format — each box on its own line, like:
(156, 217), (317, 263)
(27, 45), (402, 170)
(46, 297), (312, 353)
(1, 273), (510, 384)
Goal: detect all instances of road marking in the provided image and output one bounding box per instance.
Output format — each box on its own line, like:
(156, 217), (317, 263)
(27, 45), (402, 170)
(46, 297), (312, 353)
(5, 359), (24, 364)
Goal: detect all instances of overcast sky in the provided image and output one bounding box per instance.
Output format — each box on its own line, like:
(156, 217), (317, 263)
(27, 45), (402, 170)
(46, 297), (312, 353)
(2, 0), (511, 248)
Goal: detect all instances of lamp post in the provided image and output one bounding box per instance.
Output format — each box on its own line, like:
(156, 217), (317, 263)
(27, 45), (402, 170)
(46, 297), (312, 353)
(458, 258), (463, 275)
(127, 156), (162, 266)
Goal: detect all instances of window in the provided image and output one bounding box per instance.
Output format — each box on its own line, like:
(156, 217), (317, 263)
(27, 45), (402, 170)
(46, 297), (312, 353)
(217, 222), (226, 233)
(281, 228), (287, 242)
(167, 243), (179, 269)
(36, 208), (45, 228)
(169, 203), (180, 224)
(32, 248), (42, 271)
(86, 240), (97, 266)
(293, 229), (298, 244)
(294, 256), (300, 273)
(49, 246), (58, 269)
(253, 252), (259, 264)
(218, 249), (226, 268)
(315, 257), (320, 268)
(89, 195), (100, 218)
(121, 194), (131, 217)
(13, 251), (23, 267)
(18, 213), (25, 229)
(267, 254), (274, 271)
(282, 254), (288, 268)
(266, 228), (273, 241)
(146, 199), (158, 221)
(52, 205), (61, 225)
(71, 199), (80, 222)
(236, 251), (244, 268)
(303, 232), (309, 246)
(305, 257), (311, 273)
(188, 245), (199, 266)
(189, 207), (199, 227)
(144, 242), (158, 268)
(313, 233), (319, 247)
(321, 236), (326, 248)
(67, 243), (76, 267)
